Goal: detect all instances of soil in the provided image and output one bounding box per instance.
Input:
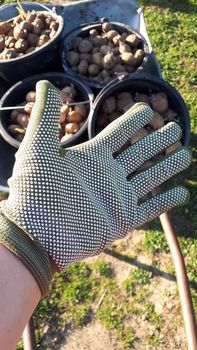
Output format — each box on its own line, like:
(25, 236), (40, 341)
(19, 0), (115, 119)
(39, 231), (188, 350)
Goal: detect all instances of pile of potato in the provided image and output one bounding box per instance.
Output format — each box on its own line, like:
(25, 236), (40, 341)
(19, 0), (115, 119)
(0, 11), (59, 60)
(7, 84), (88, 143)
(96, 90), (181, 166)
(65, 21), (146, 84)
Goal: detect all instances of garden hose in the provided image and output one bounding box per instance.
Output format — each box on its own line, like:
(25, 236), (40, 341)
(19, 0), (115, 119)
(160, 212), (197, 350)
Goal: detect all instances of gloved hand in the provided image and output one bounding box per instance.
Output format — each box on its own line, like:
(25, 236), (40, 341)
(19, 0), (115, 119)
(0, 81), (191, 296)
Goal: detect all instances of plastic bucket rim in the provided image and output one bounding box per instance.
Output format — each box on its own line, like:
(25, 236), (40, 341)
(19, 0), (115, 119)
(0, 72), (94, 149)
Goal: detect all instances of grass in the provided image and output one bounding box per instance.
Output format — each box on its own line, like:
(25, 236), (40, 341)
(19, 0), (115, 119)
(0, 0), (196, 348)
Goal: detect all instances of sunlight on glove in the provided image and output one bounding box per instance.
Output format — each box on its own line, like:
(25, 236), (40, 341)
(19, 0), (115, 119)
(0, 81), (191, 296)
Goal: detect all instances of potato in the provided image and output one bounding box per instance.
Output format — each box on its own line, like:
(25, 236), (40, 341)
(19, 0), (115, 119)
(26, 13), (37, 23)
(100, 44), (111, 55)
(13, 16), (23, 26)
(61, 133), (73, 142)
(164, 108), (177, 122)
(20, 21), (34, 32)
(74, 104), (87, 118)
(103, 52), (116, 70)
(101, 70), (110, 79)
(60, 85), (77, 103)
(135, 92), (150, 104)
(16, 133), (24, 142)
(67, 110), (82, 123)
(113, 64), (126, 73)
(101, 96), (116, 114)
(13, 27), (28, 40)
(106, 30), (119, 41)
(126, 65), (135, 73)
(80, 53), (92, 63)
(134, 49), (144, 64)
(112, 35), (121, 46)
(130, 128), (148, 144)
(16, 113), (29, 128)
(117, 92), (133, 100)
(165, 141), (182, 155)
(0, 36), (5, 52)
(1, 48), (18, 59)
(150, 92), (169, 114)
(60, 104), (69, 115)
(0, 21), (11, 36)
(37, 34), (49, 47)
(92, 52), (103, 65)
(121, 32), (128, 42)
(148, 111), (164, 129)
(33, 19), (45, 34)
(91, 36), (108, 47)
(26, 91), (36, 103)
(88, 64), (100, 76)
(78, 59), (88, 75)
(8, 124), (25, 135)
(122, 101), (135, 113)
(10, 109), (19, 122)
(117, 98), (134, 112)
(60, 105), (69, 123)
(65, 122), (80, 134)
(50, 21), (59, 31)
(108, 111), (121, 122)
(15, 39), (28, 53)
(27, 33), (39, 46)
(24, 103), (33, 114)
(44, 15), (53, 28)
(72, 37), (83, 50)
(121, 52), (136, 65)
(66, 51), (80, 66)
(102, 22), (113, 33)
(78, 39), (93, 53)
(89, 28), (99, 37)
(119, 43), (131, 54)
(125, 34), (140, 47)
(5, 36), (16, 49)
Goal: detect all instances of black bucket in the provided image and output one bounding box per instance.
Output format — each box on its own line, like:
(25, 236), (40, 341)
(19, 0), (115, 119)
(0, 72), (94, 149)
(0, 3), (64, 83)
(61, 20), (150, 90)
(88, 73), (190, 146)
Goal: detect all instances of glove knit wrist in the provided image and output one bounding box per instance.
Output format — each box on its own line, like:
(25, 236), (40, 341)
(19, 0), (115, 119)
(0, 210), (53, 297)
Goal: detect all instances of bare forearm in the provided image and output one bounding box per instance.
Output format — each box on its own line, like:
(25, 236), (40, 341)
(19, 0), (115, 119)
(0, 244), (41, 350)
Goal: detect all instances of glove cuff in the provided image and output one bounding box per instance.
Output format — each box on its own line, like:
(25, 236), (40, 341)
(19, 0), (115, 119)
(0, 210), (53, 297)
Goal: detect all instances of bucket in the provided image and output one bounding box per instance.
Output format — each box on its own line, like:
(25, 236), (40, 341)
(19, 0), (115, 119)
(0, 3), (64, 83)
(88, 73), (190, 146)
(0, 72), (94, 148)
(61, 20), (150, 90)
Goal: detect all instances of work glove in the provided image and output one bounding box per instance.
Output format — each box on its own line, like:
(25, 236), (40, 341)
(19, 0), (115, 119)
(0, 81), (191, 296)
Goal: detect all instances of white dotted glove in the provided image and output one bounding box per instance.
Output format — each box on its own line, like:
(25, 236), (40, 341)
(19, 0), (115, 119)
(0, 81), (191, 295)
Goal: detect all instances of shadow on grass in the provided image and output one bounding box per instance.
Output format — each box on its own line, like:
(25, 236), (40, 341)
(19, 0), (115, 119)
(141, 0), (197, 14)
(105, 248), (197, 290)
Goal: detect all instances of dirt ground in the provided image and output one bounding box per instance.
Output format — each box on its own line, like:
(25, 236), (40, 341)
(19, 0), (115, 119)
(38, 230), (188, 350)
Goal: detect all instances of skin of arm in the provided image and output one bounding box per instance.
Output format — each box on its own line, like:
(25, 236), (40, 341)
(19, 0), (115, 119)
(0, 244), (41, 350)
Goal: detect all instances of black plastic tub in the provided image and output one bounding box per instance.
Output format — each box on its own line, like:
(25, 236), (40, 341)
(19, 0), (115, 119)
(0, 72), (94, 148)
(61, 20), (150, 90)
(0, 3), (64, 83)
(88, 73), (190, 146)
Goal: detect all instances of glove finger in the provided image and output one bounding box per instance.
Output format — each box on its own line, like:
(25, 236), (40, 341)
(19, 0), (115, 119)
(130, 147), (192, 197)
(96, 103), (153, 153)
(133, 186), (189, 228)
(17, 80), (62, 155)
(116, 122), (182, 175)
